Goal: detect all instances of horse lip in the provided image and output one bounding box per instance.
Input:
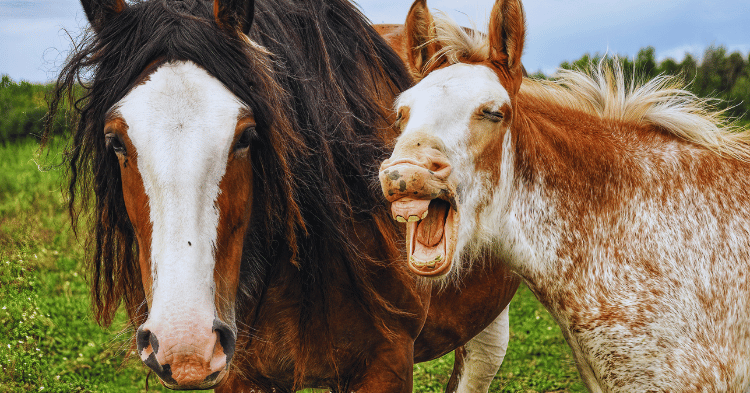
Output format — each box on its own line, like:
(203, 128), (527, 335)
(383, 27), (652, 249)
(402, 198), (460, 278)
(380, 157), (425, 170)
(379, 157), (452, 181)
(160, 369), (229, 390)
(408, 251), (454, 276)
(381, 154), (460, 278)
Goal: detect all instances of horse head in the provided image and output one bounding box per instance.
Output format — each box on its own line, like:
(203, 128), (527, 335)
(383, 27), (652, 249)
(78, 0), (298, 388)
(379, 0), (525, 278)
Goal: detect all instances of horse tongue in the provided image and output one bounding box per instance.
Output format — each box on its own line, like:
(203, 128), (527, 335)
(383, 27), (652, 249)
(416, 202), (447, 247)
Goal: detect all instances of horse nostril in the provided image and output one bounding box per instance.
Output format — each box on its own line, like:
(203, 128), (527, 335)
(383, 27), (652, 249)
(136, 327), (162, 367)
(136, 327), (158, 355)
(428, 156), (452, 178)
(136, 326), (174, 383)
(212, 319), (236, 364)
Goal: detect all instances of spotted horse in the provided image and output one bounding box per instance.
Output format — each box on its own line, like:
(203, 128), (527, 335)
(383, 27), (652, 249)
(380, 0), (750, 391)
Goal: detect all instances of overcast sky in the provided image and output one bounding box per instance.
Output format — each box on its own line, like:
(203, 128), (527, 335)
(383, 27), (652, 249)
(1, 0), (749, 82)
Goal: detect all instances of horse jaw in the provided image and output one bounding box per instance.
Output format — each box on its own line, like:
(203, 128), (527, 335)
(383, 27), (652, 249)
(379, 139), (460, 278)
(392, 198), (458, 277)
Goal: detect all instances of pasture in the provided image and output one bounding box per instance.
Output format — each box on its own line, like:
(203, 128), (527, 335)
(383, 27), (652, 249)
(2, 30), (747, 392)
(0, 138), (583, 392)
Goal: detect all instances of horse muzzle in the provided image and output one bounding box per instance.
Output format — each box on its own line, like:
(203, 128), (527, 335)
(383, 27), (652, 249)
(379, 136), (459, 278)
(136, 318), (236, 389)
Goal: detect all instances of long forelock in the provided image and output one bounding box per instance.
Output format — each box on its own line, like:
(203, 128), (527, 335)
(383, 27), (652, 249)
(520, 60), (750, 160)
(425, 12), (489, 70)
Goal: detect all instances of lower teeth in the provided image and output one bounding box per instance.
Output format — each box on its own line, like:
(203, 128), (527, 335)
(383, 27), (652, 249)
(410, 255), (442, 269)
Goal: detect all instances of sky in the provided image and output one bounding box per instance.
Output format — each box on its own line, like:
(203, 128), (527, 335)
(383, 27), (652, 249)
(1, 0), (749, 83)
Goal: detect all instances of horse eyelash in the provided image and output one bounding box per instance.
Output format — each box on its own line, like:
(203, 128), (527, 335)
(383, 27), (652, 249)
(394, 111), (404, 128)
(482, 109), (504, 122)
(234, 126), (258, 151)
(105, 133), (127, 155)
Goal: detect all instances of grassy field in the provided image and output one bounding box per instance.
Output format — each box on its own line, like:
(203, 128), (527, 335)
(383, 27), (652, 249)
(0, 138), (584, 392)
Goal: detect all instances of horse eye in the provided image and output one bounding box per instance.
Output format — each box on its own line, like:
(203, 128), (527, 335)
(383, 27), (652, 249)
(482, 109), (504, 122)
(105, 133), (127, 155)
(394, 110), (404, 127)
(234, 127), (257, 152)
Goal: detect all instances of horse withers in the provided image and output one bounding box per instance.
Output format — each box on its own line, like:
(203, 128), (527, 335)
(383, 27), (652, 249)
(380, 0), (750, 391)
(47, 0), (519, 391)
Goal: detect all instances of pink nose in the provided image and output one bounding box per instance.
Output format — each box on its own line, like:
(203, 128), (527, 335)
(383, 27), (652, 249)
(379, 158), (452, 203)
(136, 319), (235, 388)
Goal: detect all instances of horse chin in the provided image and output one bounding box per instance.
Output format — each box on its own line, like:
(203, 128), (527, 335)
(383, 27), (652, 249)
(393, 198), (459, 278)
(159, 369), (229, 391)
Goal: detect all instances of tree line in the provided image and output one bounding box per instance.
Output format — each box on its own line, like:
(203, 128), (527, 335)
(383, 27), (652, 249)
(1, 45), (749, 143)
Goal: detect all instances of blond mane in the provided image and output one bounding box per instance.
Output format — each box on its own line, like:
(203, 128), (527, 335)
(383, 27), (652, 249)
(521, 63), (750, 160)
(428, 14), (750, 160)
(426, 12), (488, 68)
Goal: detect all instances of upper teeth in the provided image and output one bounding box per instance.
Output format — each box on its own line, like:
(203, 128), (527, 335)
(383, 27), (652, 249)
(396, 210), (429, 223)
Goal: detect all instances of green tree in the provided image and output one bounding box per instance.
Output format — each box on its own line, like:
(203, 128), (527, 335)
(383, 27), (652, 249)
(659, 58), (680, 77)
(635, 46), (657, 80)
(0, 75), (72, 143)
(679, 53), (698, 80)
(724, 52), (746, 91)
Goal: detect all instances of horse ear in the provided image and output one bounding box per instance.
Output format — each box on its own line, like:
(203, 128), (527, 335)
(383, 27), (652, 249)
(80, 0), (127, 33)
(488, 0), (525, 94)
(405, 0), (442, 77)
(214, 0), (255, 35)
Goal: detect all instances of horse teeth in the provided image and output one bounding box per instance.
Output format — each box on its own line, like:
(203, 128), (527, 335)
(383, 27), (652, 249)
(410, 256), (437, 269)
(408, 215), (420, 222)
(396, 216), (407, 223)
(422, 211), (429, 219)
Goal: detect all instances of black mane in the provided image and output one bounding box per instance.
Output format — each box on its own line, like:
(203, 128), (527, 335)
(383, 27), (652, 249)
(46, 0), (412, 385)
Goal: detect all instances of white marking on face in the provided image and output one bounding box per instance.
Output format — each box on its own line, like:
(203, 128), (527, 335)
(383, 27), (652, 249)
(116, 61), (245, 322)
(396, 63), (510, 154)
(395, 63), (517, 266)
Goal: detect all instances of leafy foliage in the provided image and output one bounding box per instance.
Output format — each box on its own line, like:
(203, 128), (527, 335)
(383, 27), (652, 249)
(0, 75), (72, 144)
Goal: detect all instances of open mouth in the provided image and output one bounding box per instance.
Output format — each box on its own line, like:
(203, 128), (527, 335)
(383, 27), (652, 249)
(391, 197), (458, 277)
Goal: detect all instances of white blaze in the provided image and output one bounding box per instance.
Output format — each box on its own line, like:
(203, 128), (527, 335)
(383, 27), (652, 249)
(117, 61), (245, 322)
(395, 63), (516, 266)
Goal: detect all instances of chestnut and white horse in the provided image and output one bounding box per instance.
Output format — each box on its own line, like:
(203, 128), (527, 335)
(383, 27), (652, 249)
(380, 0), (750, 391)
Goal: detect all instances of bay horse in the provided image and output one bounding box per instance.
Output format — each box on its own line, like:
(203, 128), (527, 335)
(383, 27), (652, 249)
(45, 0), (519, 391)
(380, 0), (750, 391)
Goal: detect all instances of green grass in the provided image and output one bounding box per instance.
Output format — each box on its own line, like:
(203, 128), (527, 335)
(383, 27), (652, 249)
(0, 138), (583, 392)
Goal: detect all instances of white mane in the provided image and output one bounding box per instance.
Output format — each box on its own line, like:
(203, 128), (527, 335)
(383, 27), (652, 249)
(428, 13), (750, 160)
(522, 62), (750, 160)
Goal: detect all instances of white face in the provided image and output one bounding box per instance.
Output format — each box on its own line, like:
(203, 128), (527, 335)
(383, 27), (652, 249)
(115, 61), (245, 324)
(395, 63), (512, 178)
(383, 62), (515, 276)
